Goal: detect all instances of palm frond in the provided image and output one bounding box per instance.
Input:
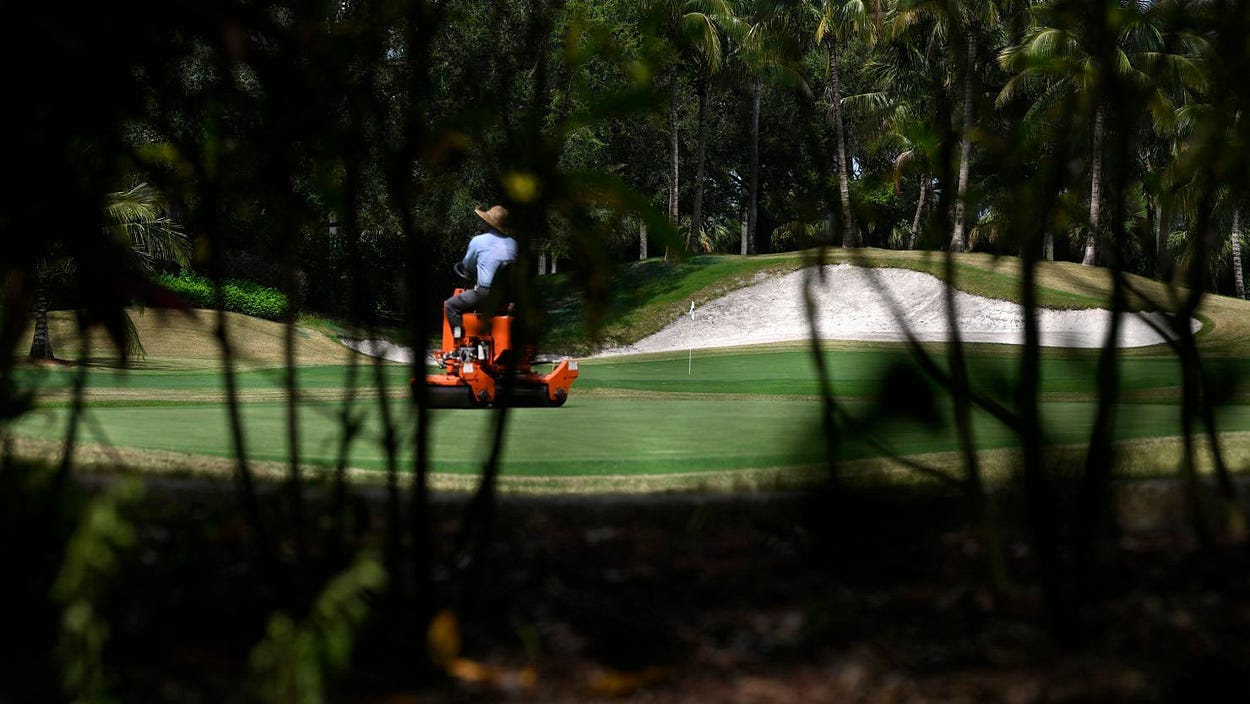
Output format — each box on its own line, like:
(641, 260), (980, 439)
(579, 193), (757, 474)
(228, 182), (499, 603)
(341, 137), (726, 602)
(771, 219), (822, 251)
(681, 11), (725, 72)
(104, 182), (192, 274)
(842, 90), (892, 115)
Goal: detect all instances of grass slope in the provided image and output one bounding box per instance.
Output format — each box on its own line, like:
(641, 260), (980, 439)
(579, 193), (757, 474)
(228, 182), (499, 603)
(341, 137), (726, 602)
(18, 307), (363, 370)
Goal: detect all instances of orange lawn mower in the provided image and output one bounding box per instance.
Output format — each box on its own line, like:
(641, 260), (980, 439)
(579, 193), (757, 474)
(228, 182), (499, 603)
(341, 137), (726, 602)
(414, 275), (579, 409)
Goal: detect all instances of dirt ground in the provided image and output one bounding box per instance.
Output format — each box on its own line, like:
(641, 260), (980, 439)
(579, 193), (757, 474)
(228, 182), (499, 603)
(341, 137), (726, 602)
(390, 487), (1250, 704)
(8, 474), (1248, 703)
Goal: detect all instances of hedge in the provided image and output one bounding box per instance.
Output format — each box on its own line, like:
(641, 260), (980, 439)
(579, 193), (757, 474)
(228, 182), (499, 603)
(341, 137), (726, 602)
(158, 272), (289, 321)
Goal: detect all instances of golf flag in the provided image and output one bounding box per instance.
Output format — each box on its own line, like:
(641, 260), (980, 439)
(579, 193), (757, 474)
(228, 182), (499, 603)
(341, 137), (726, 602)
(688, 301), (695, 374)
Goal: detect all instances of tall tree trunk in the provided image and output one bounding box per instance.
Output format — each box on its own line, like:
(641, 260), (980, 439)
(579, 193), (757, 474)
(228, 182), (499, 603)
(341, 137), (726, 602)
(747, 76), (761, 256)
(909, 175), (928, 249)
(538, 251), (546, 275)
(640, 219), (648, 260)
(1082, 105), (1105, 266)
(825, 35), (854, 248)
(691, 76), (709, 251)
(1156, 199), (1172, 279)
(740, 202), (749, 255)
(950, 33), (977, 253)
(29, 264), (54, 359)
(1144, 191), (1157, 273)
(667, 79), (680, 260)
(1233, 207), (1246, 299)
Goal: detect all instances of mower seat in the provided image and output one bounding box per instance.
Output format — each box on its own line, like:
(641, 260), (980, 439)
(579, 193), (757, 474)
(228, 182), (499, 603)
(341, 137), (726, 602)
(479, 261), (518, 320)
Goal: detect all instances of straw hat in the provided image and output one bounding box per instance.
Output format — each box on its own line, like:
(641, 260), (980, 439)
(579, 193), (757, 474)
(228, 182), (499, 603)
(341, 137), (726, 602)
(474, 205), (510, 234)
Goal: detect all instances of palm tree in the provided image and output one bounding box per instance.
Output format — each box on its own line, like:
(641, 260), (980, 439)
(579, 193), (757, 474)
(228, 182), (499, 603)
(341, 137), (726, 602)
(686, 1), (736, 250)
(29, 183), (190, 360)
(731, 0), (808, 255)
(1231, 205), (1246, 298)
(813, 0), (878, 249)
(997, 0), (1201, 265)
(895, 0), (1018, 254)
(846, 15), (941, 249)
(1170, 19), (1247, 298)
(653, 0), (735, 254)
(27, 259), (66, 360)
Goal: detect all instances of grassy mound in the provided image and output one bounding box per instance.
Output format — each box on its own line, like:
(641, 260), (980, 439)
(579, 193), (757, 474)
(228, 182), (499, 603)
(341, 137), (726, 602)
(19, 307), (363, 370)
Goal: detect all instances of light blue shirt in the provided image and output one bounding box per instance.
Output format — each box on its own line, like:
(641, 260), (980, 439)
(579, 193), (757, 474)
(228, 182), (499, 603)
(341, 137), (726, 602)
(461, 229), (517, 288)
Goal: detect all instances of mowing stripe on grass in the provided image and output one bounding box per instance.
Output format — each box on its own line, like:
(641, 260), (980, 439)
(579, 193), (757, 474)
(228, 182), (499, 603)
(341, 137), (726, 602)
(15, 393), (1250, 477)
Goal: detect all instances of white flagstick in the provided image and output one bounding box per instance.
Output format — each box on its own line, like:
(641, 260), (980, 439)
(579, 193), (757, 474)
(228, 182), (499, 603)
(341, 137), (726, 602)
(688, 301), (696, 375)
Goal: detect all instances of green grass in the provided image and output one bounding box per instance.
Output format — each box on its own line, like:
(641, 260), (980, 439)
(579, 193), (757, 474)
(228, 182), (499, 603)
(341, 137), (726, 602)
(13, 347), (1250, 483)
(10, 248), (1250, 491)
(16, 363), (413, 392)
(577, 346), (1229, 398)
(14, 385), (1250, 478)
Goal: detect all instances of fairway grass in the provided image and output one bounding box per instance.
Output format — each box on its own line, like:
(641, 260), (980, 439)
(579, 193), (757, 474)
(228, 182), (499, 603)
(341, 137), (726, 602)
(9, 250), (1250, 492)
(12, 424), (1250, 495)
(11, 346), (1250, 492)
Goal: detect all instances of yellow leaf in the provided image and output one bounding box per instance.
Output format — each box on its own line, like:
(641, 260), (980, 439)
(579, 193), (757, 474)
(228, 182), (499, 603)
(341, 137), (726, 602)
(584, 665), (668, 697)
(447, 658), (538, 691)
(503, 172), (541, 203)
(426, 609), (461, 666)
(448, 658), (489, 683)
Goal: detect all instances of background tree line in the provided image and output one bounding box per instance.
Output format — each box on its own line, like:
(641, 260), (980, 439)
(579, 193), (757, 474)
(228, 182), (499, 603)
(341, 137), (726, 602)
(10, 0), (1247, 334)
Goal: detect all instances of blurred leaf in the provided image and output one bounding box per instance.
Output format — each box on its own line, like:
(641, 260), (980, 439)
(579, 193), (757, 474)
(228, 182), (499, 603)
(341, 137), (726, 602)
(427, 608), (462, 667)
(447, 657), (538, 691)
(1204, 359), (1245, 408)
(584, 665), (668, 697)
(0, 382), (34, 423)
(53, 478), (144, 704)
(872, 361), (943, 432)
(248, 553), (386, 703)
(504, 172), (542, 203)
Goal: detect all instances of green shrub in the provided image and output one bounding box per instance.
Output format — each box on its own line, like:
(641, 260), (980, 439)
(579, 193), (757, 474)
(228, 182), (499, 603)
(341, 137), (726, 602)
(159, 272), (290, 321)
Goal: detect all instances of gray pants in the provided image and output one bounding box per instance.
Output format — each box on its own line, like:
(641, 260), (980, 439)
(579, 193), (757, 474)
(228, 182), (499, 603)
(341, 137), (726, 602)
(445, 286), (488, 331)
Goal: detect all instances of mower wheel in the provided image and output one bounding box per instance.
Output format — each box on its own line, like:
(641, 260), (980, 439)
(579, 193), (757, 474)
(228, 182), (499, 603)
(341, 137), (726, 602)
(546, 388), (568, 407)
(422, 385), (478, 409)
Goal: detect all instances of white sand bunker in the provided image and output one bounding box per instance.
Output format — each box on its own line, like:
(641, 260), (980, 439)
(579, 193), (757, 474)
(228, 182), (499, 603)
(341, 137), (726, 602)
(600, 264), (1198, 357)
(341, 338), (417, 363)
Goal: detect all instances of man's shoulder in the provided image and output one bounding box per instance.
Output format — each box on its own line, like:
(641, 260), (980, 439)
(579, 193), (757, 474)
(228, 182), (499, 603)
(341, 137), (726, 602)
(479, 231), (516, 246)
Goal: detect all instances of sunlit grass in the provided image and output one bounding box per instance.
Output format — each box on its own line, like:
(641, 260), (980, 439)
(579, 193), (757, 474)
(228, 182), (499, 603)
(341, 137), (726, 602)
(11, 346), (1250, 490)
(10, 249), (1250, 492)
